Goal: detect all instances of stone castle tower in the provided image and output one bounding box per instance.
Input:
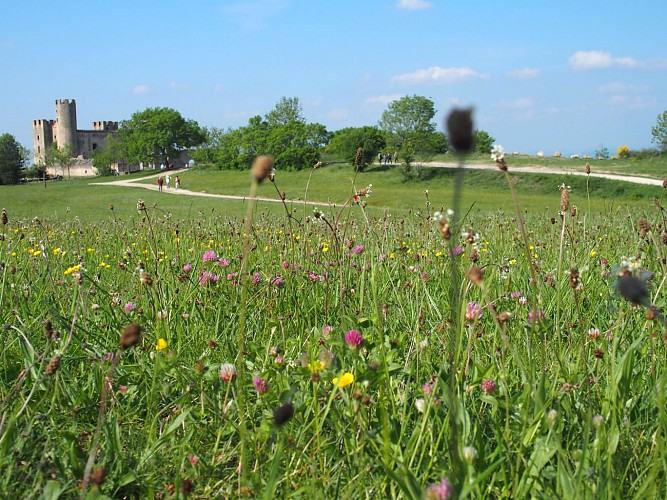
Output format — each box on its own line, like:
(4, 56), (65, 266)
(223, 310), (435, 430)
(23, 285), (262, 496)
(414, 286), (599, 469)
(32, 99), (118, 165)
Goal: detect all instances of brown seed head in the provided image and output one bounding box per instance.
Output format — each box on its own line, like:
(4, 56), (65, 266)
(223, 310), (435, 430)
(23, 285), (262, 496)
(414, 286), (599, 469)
(496, 311), (511, 323)
(251, 155), (274, 183)
(90, 466), (105, 487)
(466, 267), (484, 285)
(120, 323), (142, 349)
(354, 147), (363, 166)
(446, 108), (474, 154)
(646, 304), (660, 321)
(569, 268), (580, 288)
(44, 319), (54, 339)
(45, 355), (61, 376)
(560, 186), (570, 212)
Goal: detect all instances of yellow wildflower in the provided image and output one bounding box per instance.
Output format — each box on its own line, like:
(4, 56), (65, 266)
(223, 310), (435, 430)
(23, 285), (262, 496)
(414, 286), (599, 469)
(156, 338), (168, 351)
(308, 360), (325, 373)
(332, 372), (354, 388)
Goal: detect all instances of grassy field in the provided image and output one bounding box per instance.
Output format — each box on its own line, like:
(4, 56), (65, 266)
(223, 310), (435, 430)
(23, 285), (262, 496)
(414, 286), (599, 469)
(3, 160), (665, 223)
(1, 159), (667, 497)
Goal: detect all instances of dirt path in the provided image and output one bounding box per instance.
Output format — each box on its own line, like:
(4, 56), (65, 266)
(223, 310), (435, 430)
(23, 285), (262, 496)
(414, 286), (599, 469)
(90, 169), (325, 206)
(90, 163), (664, 204)
(420, 161), (664, 186)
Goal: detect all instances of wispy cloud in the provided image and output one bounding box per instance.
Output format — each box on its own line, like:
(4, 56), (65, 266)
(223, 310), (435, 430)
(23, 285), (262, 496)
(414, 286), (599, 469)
(169, 81), (190, 90)
(221, 0), (289, 30)
(133, 85), (150, 95)
(569, 50), (638, 70)
(498, 97), (535, 109)
(597, 82), (648, 93)
(391, 66), (483, 85)
(397, 0), (432, 10)
(506, 68), (540, 79)
(607, 95), (656, 108)
(364, 94), (404, 106)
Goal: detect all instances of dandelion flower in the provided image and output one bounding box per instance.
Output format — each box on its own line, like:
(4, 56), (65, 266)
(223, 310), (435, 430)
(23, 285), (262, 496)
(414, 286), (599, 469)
(156, 338), (168, 351)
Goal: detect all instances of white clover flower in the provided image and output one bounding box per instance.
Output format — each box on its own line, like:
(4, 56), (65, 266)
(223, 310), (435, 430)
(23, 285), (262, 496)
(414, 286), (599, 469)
(491, 145), (505, 162)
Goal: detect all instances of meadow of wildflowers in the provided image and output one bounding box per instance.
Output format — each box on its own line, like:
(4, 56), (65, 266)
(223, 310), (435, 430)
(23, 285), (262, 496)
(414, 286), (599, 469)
(1, 151), (667, 498)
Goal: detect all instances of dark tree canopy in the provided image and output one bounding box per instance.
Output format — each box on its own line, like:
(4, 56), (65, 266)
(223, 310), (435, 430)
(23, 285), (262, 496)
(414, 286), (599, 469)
(0, 133), (27, 185)
(120, 107), (206, 165)
(327, 127), (386, 170)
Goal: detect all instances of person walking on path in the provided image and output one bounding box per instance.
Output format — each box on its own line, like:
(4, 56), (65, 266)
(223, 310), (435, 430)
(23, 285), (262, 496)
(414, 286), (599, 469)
(175, 176), (181, 189)
(157, 176), (164, 192)
(166, 175), (171, 189)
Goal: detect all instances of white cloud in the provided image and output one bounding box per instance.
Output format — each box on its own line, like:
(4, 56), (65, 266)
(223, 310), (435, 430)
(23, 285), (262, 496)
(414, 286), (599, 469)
(569, 50), (638, 69)
(133, 85), (150, 94)
(499, 98), (535, 109)
(506, 68), (540, 79)
(391, 66), (483, 85)
(397, 0), (432, 10)
(364, 94), (404, 106)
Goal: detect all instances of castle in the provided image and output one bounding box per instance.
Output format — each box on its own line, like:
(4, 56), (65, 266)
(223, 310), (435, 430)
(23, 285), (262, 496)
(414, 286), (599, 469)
(32, 99), (118, 166)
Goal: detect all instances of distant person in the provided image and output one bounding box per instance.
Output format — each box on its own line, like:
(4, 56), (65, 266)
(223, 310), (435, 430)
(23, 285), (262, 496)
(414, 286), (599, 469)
(384, 152), (390, 164)
(157, 176), (164, 192)
(175, 176), (181, 189)
(166, 175), (171, 189)
(393, 151), (399, 163)
(378, 152), (382, 164)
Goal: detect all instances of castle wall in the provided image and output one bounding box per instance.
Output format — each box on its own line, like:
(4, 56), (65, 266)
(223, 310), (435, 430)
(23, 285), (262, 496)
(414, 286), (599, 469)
(32, 119), (55, 164)
(55, 99), (78, 156)
(77, 130), (116, 159)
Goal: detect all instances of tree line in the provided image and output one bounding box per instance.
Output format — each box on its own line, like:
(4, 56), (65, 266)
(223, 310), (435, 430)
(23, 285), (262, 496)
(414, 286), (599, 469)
(3, 101), (667, 185)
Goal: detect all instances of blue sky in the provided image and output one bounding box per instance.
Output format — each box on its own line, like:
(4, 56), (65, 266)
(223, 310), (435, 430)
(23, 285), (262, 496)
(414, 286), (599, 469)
(1, 0), (666, 158)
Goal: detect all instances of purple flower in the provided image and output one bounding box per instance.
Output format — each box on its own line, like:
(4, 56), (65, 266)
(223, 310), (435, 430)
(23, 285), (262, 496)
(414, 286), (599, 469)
(528, 308), (545, 323)
(344, 329), (364, 349)
(252, 375), (269, 395)
(123, 302), (136, 313)
(352, 244), (364, 254)
(251, 273), (262, 285)
(270, 276), (285, 288)
(226, 272), (238, 281)
(281, 260), (290, 269)
(465, 302), (483, 322)
(182, 263), (193, 273)
(199, 271), (220, 286)
(202, 250), (217, 262)
(218, 258), (230, 267)
(425, 478), (452, 500)
(449, 246), (463, 256)
(481, 379), (497, 394)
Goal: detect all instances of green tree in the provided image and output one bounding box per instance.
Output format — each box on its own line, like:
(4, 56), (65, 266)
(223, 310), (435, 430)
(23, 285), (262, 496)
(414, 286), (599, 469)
(378, 95), (439, 172)
(0, 133), (27, 185)
(120, 107), (206, 166)
(473, 130), (495, 154)
(327, 126), (386, 170)
(651, 111), (667, 152)
(194, 98), (329, 171)
(45, 144), (74, 179)
(93, 135), (126, 176)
